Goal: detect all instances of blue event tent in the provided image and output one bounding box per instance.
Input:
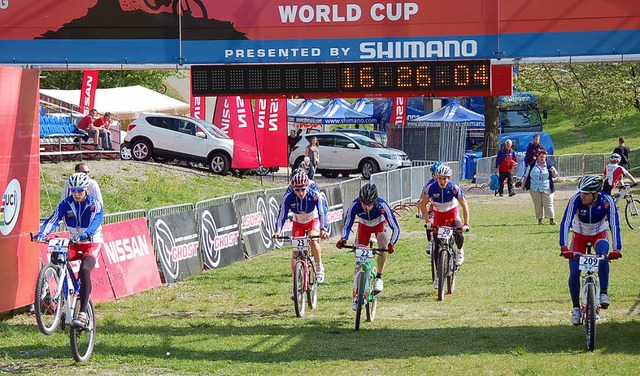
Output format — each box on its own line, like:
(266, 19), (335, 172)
(287, 99), (325, 123)
(291, 98), (378, 125)
(407, 100), (484, 128)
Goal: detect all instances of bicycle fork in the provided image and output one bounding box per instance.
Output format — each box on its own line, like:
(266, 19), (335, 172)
(581, 277), (601, 322)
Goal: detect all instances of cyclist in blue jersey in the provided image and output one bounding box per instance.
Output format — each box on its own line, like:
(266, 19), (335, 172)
(336, 183), (400, 296)
(34, 173), (104, 327)
(559, 175), (622, 325)
(418, 165), (470, 288)
(273, 171), (329, 283)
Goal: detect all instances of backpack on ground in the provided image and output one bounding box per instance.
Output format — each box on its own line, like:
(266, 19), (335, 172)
(490, 173), (500, 191)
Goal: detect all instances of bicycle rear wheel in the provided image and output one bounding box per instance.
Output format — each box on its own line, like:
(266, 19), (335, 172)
(585, 283), (597, 351)
(306, 264), (318, 310)
(293, 262), (306, 317)
(366, 282), (377, 323)
(625, 198), (640, 230)
(437, 249), (448, 301)
(70, 299), (95, 362)
(354, 270), (366, 331)
(34, 263), (63, 335)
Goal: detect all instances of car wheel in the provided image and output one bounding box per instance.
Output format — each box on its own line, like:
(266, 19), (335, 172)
(120, 147), (132, 160)
(209, 153), (231, 175)
(131, 140), (152, 161)
(360, 160), (380, 179)
(255, 166), (270, 176)
(322, 171), (339, 178)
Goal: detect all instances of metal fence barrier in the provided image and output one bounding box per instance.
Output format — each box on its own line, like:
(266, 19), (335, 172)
(195, 196), (232, 210)
(147, 203), (195, 219)
(103, 209), (147, 225)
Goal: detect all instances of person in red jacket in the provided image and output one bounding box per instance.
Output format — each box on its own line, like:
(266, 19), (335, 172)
(495, 139), (518, 197)
(76, 109), (101, 149)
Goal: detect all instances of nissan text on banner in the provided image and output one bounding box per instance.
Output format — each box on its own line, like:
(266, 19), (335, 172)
(213, 96), (260, 169)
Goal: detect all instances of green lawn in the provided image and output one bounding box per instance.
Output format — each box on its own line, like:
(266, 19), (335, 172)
(3, 189), (639, 375)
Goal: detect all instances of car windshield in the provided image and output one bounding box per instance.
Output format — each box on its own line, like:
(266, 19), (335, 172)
(351, 135), (384, 148)
(193, 118), (230, 139)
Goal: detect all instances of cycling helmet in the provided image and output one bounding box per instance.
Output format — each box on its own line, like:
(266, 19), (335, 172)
(577, 175), (604, 193)
(435, 164), (453, 177)
(430, 161), (443, 174)
(68, 172), (90, 189)
(610, 153), (622, 162)
(290, 171), (309, 188)
(359, 183), (378, 204)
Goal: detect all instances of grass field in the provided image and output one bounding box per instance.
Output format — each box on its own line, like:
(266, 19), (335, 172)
(2, 187), (640, 375)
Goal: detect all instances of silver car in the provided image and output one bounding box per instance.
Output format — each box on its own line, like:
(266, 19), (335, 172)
(289, 132), (410, 179)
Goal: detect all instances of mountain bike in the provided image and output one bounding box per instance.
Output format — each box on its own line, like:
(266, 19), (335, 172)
(276, 235), (319, 317)
(143, 0), (208, 18)
(571, 242), (616, 351)
(343, 244), (388, 331)
(32, 234), (96, 362)
(430, 225), (467, 301)
(613, 183), (640, 230)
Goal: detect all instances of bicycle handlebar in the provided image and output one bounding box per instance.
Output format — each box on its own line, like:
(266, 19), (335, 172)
(30, 232), (85, 244)
(342, 244), (389, 253)
(274, 235), (321, 241)
(424, 224), (470, 233)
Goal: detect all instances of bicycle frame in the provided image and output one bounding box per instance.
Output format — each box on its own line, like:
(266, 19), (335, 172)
(346, 244), (387, 330)
(276, 235), (319, 317)
(431, 225), (461, 301)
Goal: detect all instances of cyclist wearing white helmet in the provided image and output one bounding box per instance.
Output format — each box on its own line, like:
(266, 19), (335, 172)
(34, 172), (104, 328)
(61, 163), (103, 205)
(418, 164), (470, 288)
(602, 152), (637, 195)
(559, 175), (622, 325)
(273, 171), (329, 283)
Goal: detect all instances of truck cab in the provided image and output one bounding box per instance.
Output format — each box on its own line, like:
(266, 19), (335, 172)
(498, 92), (547, 133)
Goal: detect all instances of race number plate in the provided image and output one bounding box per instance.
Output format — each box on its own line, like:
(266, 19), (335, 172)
(354, 247), (374, 263)
(48, 238), (69, 253)
(292, 236), (309, 253)
(437, 227), (454, 241)
(579, 254), (600, 272)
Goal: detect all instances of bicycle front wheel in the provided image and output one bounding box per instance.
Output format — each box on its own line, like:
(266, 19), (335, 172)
(625, 198), (640, 230)
(70, 299), (95, 362)
(366, 281), (377, 323)
(437, 249), (448, 301)
(447, 257), (457, 295)
(585, 283), (597, 351)
(34, 263), (63, 335)
(354, 270), (366, 331)
(293, 262), (306, 317)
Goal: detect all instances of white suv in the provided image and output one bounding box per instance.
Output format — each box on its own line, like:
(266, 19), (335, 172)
(289, 132), (410, 179)
(122, 113), (234, 175)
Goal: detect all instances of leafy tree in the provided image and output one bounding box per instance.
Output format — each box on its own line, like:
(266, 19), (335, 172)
(515, 62), (640, 126)
(40, 70), (184, 93)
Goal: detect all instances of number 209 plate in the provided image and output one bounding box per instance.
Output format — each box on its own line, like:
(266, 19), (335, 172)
(579, 255), (600, 272)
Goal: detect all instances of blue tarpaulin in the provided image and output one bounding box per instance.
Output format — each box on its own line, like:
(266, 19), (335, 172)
(408, 100), (484, 129)
(291, 98), (378, 125)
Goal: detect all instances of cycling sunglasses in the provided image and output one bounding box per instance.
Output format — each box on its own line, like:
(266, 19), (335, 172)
(293, 187), (307, 192)
(70, 187), (86, 193)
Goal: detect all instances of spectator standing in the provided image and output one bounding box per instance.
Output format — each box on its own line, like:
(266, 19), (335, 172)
(602, 153), (637, 195)
(76, 109), (101, 149)
(524, 133), (546, 168)
(305, 136), (320, 178)
(61, 163), (104, 205)
(522, 150), (558, 225)
(613, 137), (631, 170)
(93, 112), (114, 150)
(288, 128), (302, 155)
(495, 139), (518, 197)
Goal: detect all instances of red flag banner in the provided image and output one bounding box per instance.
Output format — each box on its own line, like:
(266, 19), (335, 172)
(254, 98), (288, 167)
(391, 97), (407, 126)
(214, 96), (259, 169)
(190, 95), (206, 120)
(79, 70), (99, 115)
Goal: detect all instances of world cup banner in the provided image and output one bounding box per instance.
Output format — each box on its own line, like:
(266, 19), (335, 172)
(149, 211), (203, 284)
(101, 218), (162, 299)
(2, 1), (640, 65)
(196, 201), (244, 270)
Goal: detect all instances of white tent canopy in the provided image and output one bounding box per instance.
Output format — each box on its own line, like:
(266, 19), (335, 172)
(40, 85), (189, 120)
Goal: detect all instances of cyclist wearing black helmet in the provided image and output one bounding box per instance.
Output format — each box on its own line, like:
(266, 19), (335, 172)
(336, 183), (400, 302)
(560, 175), (622, 325)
